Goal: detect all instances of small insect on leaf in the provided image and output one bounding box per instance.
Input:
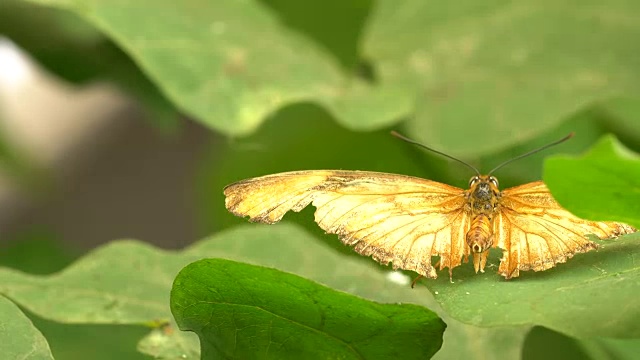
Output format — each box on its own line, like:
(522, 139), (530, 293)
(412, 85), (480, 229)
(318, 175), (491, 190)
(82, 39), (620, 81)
(223, 132), (636, 283)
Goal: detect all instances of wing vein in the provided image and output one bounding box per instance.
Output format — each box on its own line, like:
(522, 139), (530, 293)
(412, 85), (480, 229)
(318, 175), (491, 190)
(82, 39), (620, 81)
(239, 181), (315, 216)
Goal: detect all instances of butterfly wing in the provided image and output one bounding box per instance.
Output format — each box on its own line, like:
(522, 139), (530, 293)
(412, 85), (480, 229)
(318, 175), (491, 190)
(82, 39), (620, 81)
(495, 181), (636, 279)
(224, 170), (470, 278)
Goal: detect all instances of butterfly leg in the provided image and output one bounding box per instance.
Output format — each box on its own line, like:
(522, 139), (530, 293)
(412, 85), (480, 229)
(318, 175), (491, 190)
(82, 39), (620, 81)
(411, 274), (423, 288)
(479, 250), (488, 272)
(472, 251), (489, 273)
(433, 258), (455, 283)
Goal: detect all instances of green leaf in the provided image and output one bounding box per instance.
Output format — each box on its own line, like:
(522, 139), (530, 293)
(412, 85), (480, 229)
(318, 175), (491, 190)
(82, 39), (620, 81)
(0, 295), (54, 360)
(0, 223), (528, 359)
(544, 134), (640, 228)
(257, 0), (371, 70)
(590, 337), (640, 360)
(0, 239), (201, 359)
(0, 230), (150, 360)
(16, 1), (640, 155)
(22, 0), (386, 135)
(363, 0), (640, 155)
(172, 259), (445, 359)
(424, 230), (640, 339)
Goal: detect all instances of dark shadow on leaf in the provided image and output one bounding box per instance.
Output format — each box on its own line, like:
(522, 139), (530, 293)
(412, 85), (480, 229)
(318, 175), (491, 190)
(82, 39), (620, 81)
(522, 326), (590, 360)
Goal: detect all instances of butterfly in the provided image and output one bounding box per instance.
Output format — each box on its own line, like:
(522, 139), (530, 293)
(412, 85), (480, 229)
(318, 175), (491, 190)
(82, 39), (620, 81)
(223, 132), (636, 282)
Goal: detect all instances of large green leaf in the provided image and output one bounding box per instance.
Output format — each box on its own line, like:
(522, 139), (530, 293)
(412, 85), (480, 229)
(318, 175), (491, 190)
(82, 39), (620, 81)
(23, 0), (386, 135)
(0, 224), (528, 359)
(363, 0), (640, 155)
(0, 231), (149, 360)
(19, 0), (640, 155)
(423, 230), (640, 338)
(172, 259), (445, 359)
(0, 295), (53, 360)
(0, 238), (202, 359)
(590, 337), (640, 360)
(544, 134), (640, 228)
(257, 0), (371, 70)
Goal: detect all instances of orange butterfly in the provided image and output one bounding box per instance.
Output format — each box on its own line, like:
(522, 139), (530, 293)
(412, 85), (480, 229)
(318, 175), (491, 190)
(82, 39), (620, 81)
(223, 133), (636, 282)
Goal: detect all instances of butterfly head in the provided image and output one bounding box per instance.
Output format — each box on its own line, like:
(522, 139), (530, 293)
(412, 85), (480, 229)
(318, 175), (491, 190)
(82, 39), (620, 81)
(468, 175), (500, 201)
(467, 175), (501, 222)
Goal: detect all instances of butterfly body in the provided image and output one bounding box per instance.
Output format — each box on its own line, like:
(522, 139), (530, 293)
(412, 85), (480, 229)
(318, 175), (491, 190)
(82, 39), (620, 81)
(224, 170), (636, 281)
(464, 175), (501, 273)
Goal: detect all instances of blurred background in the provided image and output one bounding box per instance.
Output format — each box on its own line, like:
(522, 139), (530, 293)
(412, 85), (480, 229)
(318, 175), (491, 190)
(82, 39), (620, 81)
(0, 38), (212, 252)
(0, 35), (214, 358)
(1, 0), (639, 359)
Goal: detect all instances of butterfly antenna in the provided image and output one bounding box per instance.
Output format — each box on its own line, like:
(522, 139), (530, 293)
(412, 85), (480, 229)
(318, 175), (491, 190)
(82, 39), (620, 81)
(391, 131), (481, 175)
(487, 132), (575, 176)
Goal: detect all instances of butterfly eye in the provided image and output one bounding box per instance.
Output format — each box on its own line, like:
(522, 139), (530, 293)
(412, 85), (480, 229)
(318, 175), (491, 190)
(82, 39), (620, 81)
(469, 176), (480, 187)
(489, 176), (499, 187)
